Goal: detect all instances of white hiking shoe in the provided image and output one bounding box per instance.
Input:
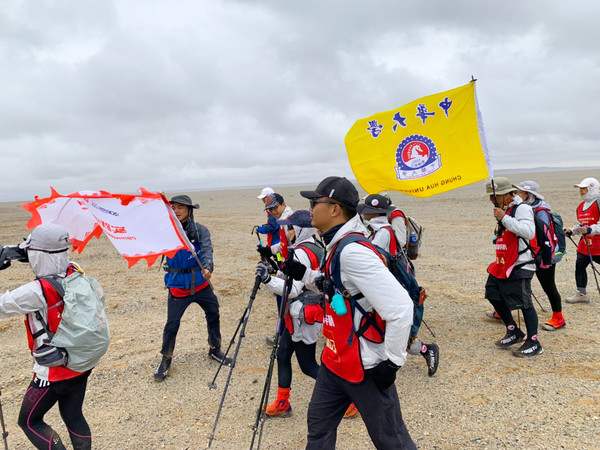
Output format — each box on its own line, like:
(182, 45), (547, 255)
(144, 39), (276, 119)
(565, 291), (589, 304)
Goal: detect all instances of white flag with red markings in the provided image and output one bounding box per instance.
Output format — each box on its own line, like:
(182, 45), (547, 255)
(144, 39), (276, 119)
(22, 188), (192, 267)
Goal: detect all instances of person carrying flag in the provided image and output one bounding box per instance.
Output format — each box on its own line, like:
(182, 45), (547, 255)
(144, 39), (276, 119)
(484, 177), (542, 357)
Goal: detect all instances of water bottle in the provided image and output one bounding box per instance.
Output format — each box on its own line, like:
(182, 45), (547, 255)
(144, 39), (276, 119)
(409, 233), (417, 244)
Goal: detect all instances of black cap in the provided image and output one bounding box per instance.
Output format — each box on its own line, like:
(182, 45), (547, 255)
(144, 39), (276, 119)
(170, 195), (199, 209)
(276, 210), (312, 228)
(300, 176), (359, 209)
(264, 193), (285, 210)
(357, 194), (396, 215)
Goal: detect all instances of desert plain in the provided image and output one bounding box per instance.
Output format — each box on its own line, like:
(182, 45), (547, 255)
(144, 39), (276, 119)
(0, 169), (599, 449)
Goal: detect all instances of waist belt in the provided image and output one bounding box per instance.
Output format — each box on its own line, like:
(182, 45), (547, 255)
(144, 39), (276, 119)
(163, 265), (201, 273)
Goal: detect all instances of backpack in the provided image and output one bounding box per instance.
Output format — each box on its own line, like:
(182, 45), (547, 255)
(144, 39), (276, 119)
(37, 270), (110, 372)
(545, 209), (566, 263)
(389, 209), (423, 260)
(326, 233), (426, 309)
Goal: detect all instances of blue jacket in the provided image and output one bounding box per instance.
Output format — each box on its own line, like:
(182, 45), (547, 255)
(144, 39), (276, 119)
(257, 213), (280, 245)
(164, 221), (214, 290)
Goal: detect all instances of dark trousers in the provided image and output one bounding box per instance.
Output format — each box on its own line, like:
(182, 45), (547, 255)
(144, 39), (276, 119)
(160, 286), (222, 357)
(18, 372), (91, 450)
(277, 328), (320, 388)
(306, 365), (416, 450)
(575, 252), (600, 289)
(535, 264), (562, 313)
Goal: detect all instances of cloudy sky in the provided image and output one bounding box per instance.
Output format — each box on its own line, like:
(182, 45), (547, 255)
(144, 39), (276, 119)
(1, 0), (599, 201)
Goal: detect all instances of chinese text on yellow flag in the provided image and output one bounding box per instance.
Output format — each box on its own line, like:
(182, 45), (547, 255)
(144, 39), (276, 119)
(345, 81), (493, 198)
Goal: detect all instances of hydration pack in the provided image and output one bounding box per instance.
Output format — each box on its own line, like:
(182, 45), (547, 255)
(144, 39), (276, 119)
(389, 209), (423, 260)
(37, 270), (110, 372)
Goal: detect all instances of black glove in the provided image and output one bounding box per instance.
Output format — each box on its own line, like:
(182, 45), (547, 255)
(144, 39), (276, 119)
(564, 228), (573, 237)
(281, 258), (307, 281)
(368, 359), (401, 390)
(315, 275), (335, 301)
(257, 246), (273, 259)
(255, 261), (271, 284)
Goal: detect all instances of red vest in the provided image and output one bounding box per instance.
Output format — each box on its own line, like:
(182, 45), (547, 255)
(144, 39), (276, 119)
(320, 237), (387, 383)
(576, 201), (600, 255)
(487, 209), (522, 279)
(26, 267), (83, 382)
(376, 226), (398, 255)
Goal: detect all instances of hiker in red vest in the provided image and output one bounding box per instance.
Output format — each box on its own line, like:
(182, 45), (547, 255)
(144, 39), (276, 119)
(0, 224), (99, 450)
(281, 176), (416, 449)
(358, 194), (439, 377)
(565, 177), (600, 303)
(484, 177), (542, 357)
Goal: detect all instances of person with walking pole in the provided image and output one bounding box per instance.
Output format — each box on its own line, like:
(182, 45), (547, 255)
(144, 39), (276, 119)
(565, 177), (600, 303)
(483, 177), (543, 357)
(281, 176), (416, 450)
(154, 195), (232, 382)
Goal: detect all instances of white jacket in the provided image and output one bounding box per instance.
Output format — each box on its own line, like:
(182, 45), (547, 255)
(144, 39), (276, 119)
(304, 215), (413, 368)
(264, 231), (323, 344)
(368, 216), (394, 253)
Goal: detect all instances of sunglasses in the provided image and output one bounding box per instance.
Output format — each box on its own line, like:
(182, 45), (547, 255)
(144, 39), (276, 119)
(309, 199), (340, 208)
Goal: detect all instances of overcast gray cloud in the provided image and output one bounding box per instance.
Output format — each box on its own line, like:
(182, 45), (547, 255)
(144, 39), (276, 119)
(1, 0), (599, 201)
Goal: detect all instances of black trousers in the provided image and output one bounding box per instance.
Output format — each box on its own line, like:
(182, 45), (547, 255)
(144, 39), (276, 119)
(535, 264), (562, 313)
(575, 251), (600, 289)
(306, 365), (416, 450)
(277, 328), (320, 388)
(18, 372), (92, 450)
(160, 286), (222, 357)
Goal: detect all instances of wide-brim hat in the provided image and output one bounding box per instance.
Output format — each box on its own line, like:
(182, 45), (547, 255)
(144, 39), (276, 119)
(300, 176), (359, 209)
(276, 210), (312, 228)
(19, 223), (71, 252)
(483, 177), (514, 197)
(357, 194), (396, 215)
(169, 195), (199, 209)
(512, 180), (544, 200)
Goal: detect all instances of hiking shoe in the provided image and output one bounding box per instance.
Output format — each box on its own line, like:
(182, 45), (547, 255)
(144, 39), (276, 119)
(265, 399), (292, 418)
(542, 315), (566, 331)
(512, 339), (543, 357)
(422, 343), (439, 377)
(495, 328), (525, 348)
(565, 291), (589, 304)
(154, 356), (171, 382)
(208, 347), (233, 367)
(485, 311), (502, 321)
(343, 403), (358, 419)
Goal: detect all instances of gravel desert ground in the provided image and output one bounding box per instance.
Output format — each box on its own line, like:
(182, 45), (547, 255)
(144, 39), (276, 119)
(1, 169), (599, 449)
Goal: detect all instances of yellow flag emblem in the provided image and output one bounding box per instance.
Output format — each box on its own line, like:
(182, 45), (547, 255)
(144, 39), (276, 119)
(345, 82), (492, 198)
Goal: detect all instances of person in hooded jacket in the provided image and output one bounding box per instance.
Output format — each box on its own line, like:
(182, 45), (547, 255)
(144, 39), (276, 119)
(281, 177), (416, 450)
(358, 194), (439, 377)
(154, 195), (231, 382)
(484, 177), (542, 357)
(511, 181), (566, 331)
(564, 177), (600, 304)
(0, 223), (100, 450)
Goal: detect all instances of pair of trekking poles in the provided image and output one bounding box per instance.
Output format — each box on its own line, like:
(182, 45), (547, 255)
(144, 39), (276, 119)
(568, 233), (600, 296)
(207, 232), (294, 449)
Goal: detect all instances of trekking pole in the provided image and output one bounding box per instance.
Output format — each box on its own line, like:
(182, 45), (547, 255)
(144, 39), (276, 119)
(421, 319), (436, 338)
(568, 234), (600, 280)
(531, 291), (547, 313)
(580, 233), (600, 296)
(207, 275), (262, 448)
(250, 261), (295, 450)
(0, 388), (9, 450)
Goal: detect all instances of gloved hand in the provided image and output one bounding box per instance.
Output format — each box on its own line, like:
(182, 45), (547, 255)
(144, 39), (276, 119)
(281, 258), (307, 281)
(255, 261), (271, 284)
(315, 276), (335, 301)
(564, 228), (572, 237)
(257, 245), (273, 259)
(368, 359), (401, 390)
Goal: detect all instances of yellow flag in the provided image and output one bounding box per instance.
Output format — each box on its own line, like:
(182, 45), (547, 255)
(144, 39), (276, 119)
(345, 82), (492, 198)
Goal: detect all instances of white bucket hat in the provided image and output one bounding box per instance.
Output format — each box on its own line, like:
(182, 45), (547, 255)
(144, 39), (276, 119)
(512, 180), (544, 200)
